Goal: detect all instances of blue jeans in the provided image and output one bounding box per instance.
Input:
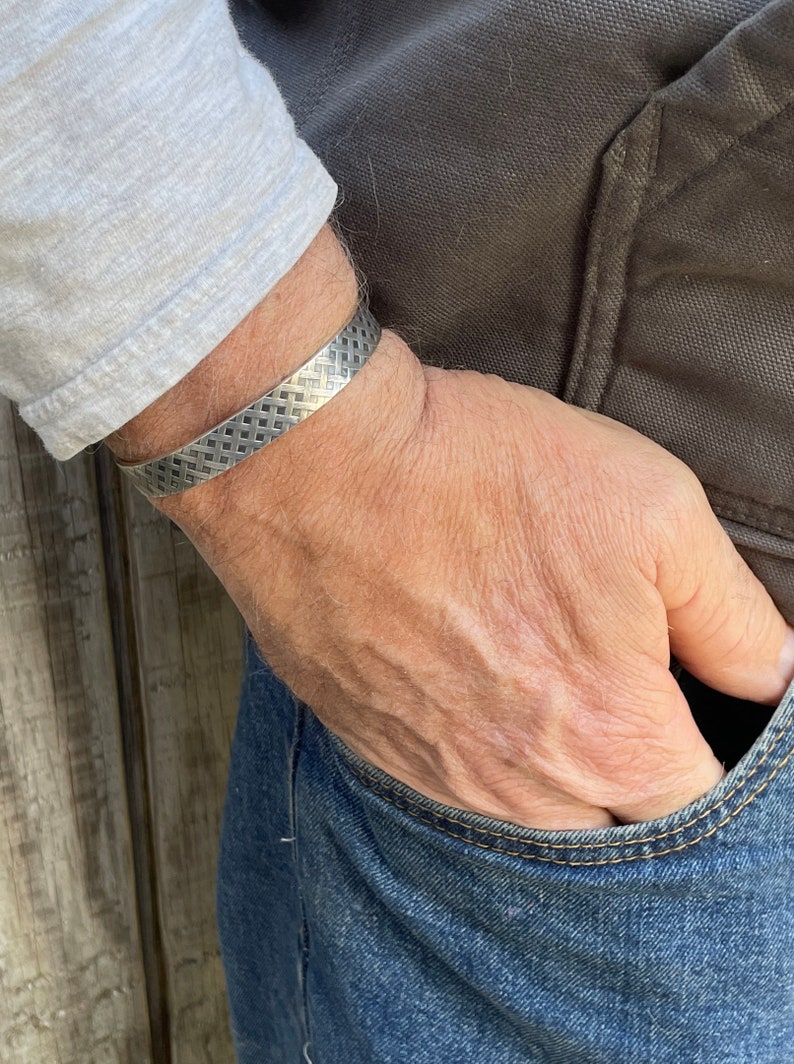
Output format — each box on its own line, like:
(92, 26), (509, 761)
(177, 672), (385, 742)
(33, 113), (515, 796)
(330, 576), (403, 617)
(217, 633), (794, 1062)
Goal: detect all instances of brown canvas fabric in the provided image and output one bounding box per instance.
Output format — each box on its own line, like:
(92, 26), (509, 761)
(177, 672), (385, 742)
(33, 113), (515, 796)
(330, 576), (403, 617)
(565, 0), (794, 617)
(233, 0), (793, 618)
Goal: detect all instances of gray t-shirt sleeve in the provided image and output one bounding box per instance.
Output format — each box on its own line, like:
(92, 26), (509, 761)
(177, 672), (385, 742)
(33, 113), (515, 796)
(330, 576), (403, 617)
(0, 0), (337, 460)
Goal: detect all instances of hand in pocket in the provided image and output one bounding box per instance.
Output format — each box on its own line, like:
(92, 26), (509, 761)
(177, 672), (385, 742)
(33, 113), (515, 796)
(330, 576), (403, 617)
(159, 327), (794, 832)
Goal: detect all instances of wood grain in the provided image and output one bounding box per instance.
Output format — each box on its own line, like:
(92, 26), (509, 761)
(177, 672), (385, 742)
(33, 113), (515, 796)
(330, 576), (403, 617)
(0, 403), (151, 1063)
(1, 401), (244, 1062)
(119, 478), (241, 1064)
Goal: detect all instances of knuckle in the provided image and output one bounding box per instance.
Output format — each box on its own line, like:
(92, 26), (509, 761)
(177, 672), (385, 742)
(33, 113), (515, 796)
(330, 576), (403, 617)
(639, 460), (712, 559)
(649, 461), (705, 521)
(548, 682), (679, 805)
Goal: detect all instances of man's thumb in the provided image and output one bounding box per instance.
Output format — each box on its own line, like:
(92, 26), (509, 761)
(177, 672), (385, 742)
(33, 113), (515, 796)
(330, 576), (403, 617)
(659, 513), (794, 706)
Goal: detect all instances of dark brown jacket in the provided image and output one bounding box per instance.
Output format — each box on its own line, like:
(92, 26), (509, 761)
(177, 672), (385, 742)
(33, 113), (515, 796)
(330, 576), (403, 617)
(235, 0), (794, 622)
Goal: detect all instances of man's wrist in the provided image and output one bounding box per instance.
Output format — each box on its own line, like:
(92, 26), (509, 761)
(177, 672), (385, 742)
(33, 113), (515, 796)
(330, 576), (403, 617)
(105, 224), (359, 467)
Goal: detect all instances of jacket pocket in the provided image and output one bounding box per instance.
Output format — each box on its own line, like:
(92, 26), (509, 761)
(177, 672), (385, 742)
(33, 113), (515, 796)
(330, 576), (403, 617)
(563, 0), (794, 611)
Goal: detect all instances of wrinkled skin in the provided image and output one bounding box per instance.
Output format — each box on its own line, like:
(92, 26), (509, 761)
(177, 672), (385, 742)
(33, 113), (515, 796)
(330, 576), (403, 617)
(158, 332), (793, 830)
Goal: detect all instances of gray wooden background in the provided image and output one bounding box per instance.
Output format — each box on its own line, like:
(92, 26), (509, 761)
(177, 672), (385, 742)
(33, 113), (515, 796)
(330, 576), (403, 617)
(0, 400), (242, 1062)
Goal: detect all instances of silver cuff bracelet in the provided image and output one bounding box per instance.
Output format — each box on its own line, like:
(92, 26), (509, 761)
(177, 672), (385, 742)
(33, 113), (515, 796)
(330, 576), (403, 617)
(115, 303), (381, 499)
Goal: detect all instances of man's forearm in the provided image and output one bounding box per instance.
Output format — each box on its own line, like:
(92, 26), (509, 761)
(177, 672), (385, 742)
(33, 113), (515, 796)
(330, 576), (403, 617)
(106, 225), (359, 467)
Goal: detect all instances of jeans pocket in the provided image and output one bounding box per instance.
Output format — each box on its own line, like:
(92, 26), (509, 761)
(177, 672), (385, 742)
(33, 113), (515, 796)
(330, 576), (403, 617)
(291, 677), (794, 1063)
(327, 676), (794, 867)
(215, 626), (794, 1063)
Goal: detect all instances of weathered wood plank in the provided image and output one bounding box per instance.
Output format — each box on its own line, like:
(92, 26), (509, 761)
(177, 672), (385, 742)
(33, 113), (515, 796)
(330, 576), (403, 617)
(120, 478), (241, 1064)
(0, 403), (151, 1063)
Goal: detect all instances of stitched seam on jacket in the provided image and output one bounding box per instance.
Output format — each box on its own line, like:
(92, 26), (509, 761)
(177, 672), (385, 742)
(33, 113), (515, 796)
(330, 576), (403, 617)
(292, 3), (359, 128)
(562, 168), (618, 403)
(346, 739), (794, 866)
(634, 96), (794, 226)
(340, 709), (792, 851)
(703, 489), (794, 536)
(594, 105), (794, 419)
(590, 97), (794, 523)
(594, 107), (661, 417)
(570, 100), (655, 406)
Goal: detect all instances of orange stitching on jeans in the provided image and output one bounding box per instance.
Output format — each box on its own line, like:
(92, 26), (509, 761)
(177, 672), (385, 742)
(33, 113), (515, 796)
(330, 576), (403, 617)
(341, 707), (793, 852)
(349, 741), (794, 866)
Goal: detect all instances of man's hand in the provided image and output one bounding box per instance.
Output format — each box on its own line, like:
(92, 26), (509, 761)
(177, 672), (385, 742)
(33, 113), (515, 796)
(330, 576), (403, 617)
(109, 228), (794, 831)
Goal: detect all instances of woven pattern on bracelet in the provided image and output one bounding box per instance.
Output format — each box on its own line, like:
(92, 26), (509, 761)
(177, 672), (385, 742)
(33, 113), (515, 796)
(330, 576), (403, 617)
(115, 304), (380, 499)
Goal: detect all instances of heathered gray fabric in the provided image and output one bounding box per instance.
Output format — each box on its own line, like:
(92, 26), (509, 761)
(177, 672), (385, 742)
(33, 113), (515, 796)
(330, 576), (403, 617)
(232, 0), (793, 619)
(0, 0), (336, 458)
(1, 0), (790, 615)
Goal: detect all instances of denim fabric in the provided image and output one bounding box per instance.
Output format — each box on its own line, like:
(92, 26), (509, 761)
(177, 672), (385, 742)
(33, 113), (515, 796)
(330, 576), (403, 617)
(218, 634), (794, 1063)
(219, 3), (794, 1058)
(231, 0), (794, 619)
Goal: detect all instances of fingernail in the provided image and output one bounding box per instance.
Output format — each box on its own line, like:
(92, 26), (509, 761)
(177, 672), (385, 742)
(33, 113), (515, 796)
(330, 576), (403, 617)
(778, 626), (794, 687)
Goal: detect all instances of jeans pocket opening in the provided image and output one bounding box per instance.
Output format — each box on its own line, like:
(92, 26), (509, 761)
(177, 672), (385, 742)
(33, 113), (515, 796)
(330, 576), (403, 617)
(327, 675), (794, 866)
